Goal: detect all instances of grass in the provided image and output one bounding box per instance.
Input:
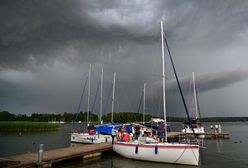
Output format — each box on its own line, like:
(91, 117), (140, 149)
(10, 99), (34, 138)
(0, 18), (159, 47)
(0, 121), (60, 132)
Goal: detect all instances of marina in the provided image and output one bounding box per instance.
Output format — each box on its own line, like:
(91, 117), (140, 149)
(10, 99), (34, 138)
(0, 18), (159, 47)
(1, 1), (248, 167)
(0, 122), (247, 168)
(0, 130), (229, 167)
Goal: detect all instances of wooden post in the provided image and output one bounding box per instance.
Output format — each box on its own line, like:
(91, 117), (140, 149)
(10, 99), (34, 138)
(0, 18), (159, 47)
(38, 144), (43, 164)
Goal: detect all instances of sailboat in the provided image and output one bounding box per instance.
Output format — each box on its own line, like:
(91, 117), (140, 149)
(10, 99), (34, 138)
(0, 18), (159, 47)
(71, 71), (119, 144)
(182, 72), (205, 138)
(113, 21), (200, 166)
(71, 64), (93, 143)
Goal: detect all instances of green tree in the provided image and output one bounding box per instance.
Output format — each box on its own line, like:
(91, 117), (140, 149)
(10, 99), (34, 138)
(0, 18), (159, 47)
(15, 114), (28, 121)
(62, 112), (73, 122)
(0, 111), (15, 121)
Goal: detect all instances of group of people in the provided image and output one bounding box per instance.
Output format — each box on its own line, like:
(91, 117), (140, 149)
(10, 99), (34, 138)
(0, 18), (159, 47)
(210, 123), (222, 134)
(111, 125), (131, 143)
(111, 124), (165, 144)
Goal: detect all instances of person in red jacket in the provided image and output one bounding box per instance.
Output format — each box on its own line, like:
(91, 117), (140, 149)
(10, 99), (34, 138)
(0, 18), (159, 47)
(122, 132), (130, 142)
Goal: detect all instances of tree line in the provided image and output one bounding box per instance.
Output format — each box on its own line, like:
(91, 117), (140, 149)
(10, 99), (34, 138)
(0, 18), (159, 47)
(0, 111), (96, 122)
(198, 117), (248, 122)
(0, 111), (153, 123)
(1, 111), (248, 123)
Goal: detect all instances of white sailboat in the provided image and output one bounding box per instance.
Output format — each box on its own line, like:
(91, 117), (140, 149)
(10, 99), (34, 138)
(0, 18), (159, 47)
(70, 130), (112, 144)
(182, 72), (205, 137)
(113, 21), (200, 166)
(71, 64), (93, 143)
(71, 71), (117, 144)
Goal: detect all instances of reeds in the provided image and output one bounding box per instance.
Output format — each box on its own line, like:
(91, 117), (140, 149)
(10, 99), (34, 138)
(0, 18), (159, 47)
(0, 121), (60, 132)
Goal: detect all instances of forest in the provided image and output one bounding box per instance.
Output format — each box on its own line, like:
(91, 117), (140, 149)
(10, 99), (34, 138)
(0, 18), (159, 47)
(1, 111), (248, 123)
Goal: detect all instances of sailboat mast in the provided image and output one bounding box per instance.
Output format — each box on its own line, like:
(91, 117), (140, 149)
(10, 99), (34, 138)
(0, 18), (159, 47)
(87, 64), (91, 125)
(161, 21), (168, 142)
(100, 67), (103, 123)
(192, 72), (198, 119)
(111, 72), (116, 123)
(143, 83), (146, 124)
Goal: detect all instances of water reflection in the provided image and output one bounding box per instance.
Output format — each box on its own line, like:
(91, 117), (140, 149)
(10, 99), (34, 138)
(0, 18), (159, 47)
(112, 156), (196, 168)
(53, 154), (197, 168)
(216, 140), (223, 153)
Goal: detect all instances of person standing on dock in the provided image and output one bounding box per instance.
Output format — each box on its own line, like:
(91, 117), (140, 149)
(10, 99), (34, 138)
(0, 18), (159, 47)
(210, 124), (214, 133)
(215, 124), (219, 134)
(218, 123), (222, 133)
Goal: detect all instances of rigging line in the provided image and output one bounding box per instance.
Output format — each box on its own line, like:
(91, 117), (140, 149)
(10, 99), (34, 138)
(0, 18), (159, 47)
(191, 146), (199, 162)
(173, 146), (199, 164)
(72, 76), (88, 130)
(133, 87), (142, 122)
(188, 78), (194, 116)
(137, 90), (143, 113)
(162, 32), (196, 138)
(195, 85), (202, 118)
(90, 78), (101, 122)
(102, 83), (113, 117)
(135, 94), (143, 122)
(173, 146), (187, 163)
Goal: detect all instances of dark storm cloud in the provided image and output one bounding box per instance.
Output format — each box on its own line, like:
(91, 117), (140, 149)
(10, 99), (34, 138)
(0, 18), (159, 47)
(0, 0), (94, 69)
(0, 0), (158, 70)
(167, 69), (248, 93)
(1, 0), (248, 70)
(1, 0), (248, 116)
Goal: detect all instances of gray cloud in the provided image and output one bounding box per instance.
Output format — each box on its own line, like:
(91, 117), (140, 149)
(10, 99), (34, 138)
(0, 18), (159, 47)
(1, 0), (248, 117)
(166, 69), (248, 93)
(2, 0), (247, 70)
(145, 69), (248, 117)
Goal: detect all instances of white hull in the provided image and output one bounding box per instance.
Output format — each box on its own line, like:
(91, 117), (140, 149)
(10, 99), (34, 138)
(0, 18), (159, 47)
(71, 132), (112, 144)
(113, 142), (199, 166)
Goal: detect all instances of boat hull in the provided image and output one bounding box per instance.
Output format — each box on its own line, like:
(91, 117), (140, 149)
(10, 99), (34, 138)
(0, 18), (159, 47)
(113, 142), (199, 166)
(71, 133), (112, 144)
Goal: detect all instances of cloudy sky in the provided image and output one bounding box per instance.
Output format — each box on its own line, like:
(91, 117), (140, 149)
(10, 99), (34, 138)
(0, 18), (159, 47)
(1, 0), (248, 118)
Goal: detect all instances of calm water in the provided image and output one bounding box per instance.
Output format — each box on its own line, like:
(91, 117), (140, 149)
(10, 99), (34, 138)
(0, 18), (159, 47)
(0, 122), (248, 168)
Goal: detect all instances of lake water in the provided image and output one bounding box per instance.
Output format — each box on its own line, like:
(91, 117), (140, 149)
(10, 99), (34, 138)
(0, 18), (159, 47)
(0, 122), (248, 168)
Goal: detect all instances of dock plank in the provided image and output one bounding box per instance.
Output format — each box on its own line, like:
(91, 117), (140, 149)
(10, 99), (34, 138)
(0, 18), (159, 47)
(5, 143), (113, 167)
(168, 131), (230, 139)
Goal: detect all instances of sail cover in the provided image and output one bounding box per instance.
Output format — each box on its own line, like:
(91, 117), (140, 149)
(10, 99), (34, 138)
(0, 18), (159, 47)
(92, 124), (133, 134)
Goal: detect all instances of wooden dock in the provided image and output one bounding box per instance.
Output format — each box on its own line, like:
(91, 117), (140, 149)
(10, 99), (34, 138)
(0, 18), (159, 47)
(1, 132), (229, 167)
(168, 131), (230, 139)
(2, 143), (113, 168)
